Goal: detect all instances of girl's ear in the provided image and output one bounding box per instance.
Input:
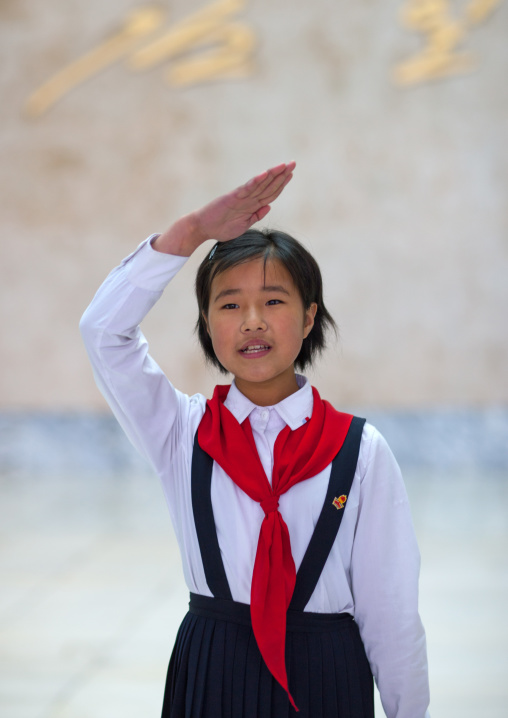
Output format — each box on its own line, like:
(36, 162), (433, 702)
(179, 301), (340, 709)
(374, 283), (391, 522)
(202, 311), (211, 337)
(303, 303), (317, 338)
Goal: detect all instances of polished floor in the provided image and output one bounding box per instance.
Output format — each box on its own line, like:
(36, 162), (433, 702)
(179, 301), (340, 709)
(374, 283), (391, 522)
(0, 467), (507, 718)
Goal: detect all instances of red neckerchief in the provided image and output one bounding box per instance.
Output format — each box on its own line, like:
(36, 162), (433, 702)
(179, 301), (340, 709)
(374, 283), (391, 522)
(197, 384), (353, 711)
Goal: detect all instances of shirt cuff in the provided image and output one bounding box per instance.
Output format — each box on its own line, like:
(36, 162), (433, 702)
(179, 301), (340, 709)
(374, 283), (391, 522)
(122, 234), (189, 291)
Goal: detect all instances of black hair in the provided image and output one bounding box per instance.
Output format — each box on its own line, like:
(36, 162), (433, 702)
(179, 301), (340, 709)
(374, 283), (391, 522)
(195, 228), (337, 374)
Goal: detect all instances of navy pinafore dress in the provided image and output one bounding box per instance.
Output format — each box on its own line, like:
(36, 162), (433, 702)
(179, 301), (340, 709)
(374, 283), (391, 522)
(161, 417), (374, 718)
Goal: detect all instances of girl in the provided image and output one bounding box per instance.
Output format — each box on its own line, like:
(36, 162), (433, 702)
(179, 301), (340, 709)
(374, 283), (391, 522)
(80, 162), (430, 718)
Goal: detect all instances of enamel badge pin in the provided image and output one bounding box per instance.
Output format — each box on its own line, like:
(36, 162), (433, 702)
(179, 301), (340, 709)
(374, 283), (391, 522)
(332, 495), (347, 510)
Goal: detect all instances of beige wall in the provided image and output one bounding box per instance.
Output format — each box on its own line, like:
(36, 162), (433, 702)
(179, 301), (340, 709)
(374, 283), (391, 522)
(1, 0), (507, 410)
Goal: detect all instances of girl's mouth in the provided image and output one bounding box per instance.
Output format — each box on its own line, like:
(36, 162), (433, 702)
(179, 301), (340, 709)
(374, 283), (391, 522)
(240, 344), (271, 355)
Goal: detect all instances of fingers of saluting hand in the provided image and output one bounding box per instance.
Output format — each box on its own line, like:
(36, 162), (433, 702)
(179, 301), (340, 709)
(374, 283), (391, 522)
(237, 162), (296, 204)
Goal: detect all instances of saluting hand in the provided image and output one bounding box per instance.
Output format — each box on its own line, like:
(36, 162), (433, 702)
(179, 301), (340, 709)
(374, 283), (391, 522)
(193, 161), (296, 242)
(153, 162), (296, 256)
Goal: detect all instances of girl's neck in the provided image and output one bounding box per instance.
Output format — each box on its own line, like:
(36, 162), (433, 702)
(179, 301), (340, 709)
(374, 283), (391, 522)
(234, 371), (300, 407)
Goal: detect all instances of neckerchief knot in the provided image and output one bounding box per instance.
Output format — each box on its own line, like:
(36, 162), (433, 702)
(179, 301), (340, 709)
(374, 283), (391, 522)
(260, 495), (280, 516)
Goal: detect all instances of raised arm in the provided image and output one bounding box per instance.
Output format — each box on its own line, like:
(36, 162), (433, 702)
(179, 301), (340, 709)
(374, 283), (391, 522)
(80, 163), (296, 472)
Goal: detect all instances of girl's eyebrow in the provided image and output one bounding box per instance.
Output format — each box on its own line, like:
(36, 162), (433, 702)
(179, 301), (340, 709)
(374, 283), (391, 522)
(262, 285), (290, 295)
(213, 285), (290, 303)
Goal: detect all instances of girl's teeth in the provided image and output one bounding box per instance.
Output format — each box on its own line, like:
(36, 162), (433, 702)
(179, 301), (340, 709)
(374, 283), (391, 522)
(243, 345), (268, 353)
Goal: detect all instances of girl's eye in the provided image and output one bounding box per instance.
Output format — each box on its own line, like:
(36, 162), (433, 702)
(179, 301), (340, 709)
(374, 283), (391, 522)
(222, 303), (239, 310)
(266, 299), (282, 306)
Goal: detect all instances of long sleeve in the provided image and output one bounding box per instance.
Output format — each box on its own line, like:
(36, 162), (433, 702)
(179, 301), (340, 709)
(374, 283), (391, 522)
(350, 429), (431, 718)
(79, 235), (206, 475)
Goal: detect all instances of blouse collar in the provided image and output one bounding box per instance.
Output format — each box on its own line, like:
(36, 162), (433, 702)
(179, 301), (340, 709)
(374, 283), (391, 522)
(223, 374), (314, 431)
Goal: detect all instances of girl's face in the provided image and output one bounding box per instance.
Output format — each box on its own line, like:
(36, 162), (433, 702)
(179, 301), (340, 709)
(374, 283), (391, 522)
(204, 257), (317, 406)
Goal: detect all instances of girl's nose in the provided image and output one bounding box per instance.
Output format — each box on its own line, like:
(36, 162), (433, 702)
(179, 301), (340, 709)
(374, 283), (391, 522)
(241, 309), (267, 332)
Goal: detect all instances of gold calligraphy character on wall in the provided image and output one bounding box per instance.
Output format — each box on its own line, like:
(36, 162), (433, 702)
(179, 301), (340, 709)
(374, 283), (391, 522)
(129, 0), (255, 86)
(394, 0), (503, 86)
(25, 7), (165, 117)
(25, 0), (256, 118)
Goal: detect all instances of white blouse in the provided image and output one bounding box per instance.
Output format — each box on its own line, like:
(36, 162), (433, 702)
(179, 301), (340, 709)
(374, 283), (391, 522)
(80, 236), (431, 718)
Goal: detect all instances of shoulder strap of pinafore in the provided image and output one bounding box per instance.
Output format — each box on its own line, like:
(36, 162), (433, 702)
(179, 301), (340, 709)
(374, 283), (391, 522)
(289, 415), (366, 611)
(191, 435), (233, 600)
(191, 415), (366, 605)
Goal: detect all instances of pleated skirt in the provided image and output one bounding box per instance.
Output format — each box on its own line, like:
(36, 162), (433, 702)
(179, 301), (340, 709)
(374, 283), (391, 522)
(161, 594), (374, 718)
